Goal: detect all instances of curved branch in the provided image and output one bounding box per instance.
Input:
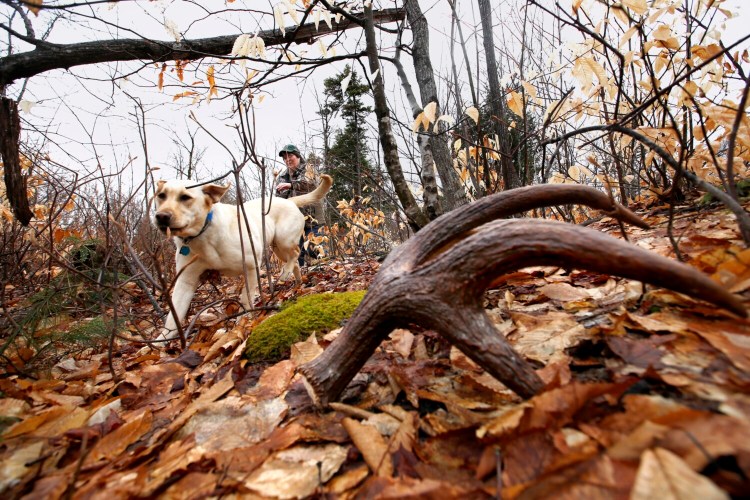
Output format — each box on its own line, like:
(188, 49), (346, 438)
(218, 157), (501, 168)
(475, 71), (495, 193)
(0, 7), (405, 86)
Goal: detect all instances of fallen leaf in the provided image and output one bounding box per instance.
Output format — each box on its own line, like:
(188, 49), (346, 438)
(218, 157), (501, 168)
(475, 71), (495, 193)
(631, 448), (728, 500)
(0, 441), (44, 492)
(342, 417), (392, 476)
(178, 396), (287, 451)
(244, 444), (347, 498)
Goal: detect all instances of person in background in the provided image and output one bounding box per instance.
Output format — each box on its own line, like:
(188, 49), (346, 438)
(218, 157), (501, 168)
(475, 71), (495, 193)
(276, 144), (325, 266)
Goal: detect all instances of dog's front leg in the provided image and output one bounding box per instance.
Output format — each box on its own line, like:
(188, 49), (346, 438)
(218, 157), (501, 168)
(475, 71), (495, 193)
(159, 270), (201, 341)
(239, 267), (260, 310)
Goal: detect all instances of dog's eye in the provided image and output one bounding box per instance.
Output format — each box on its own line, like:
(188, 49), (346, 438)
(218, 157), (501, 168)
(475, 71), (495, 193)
(179, 194), (192, 202)
(157, 193), (166, 200)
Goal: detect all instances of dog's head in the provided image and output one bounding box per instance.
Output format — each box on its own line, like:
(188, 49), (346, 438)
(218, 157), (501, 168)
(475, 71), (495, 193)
(153, 180), (229, 237)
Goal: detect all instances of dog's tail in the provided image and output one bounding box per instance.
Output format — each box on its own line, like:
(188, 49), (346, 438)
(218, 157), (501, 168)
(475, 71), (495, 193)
(289, 174), (333, 207)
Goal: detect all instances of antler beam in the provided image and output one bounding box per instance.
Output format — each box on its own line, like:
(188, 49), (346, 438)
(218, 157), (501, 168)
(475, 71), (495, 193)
(299, 185), (745, 405)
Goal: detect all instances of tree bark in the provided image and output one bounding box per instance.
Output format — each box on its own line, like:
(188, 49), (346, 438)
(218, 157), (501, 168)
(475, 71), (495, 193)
(477, 0), (520, 190)
(0, 8), (405, 86)
(363, 6), (429, 231)
(0, 97), (33, 226)
(404, 0), (469, 212)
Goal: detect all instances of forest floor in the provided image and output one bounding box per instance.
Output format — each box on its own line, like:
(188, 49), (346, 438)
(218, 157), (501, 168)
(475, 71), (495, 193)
(1, 200), (750, 499)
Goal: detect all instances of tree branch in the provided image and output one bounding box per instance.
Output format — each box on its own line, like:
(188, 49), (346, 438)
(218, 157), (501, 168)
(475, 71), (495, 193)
(0, 7), (405, 87)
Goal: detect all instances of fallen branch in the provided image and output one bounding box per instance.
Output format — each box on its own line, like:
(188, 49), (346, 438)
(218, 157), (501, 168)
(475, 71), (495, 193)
(299, 185), (746, 405)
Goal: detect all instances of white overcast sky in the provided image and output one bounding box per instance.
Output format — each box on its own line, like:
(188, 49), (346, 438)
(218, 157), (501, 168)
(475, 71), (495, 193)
(5, 0), (749, 193)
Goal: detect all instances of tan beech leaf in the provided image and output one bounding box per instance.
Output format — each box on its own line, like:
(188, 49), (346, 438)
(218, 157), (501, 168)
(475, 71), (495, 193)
(652, 24), (673, 41)
(326, 464), (369, 494)
(412, 112), (428, 133)
(291, 333), (324, 365)
(364, 413), (402, 436)
(147, 437), (203, 490)
(539, 282), (591, 302)
(313, 6), (321, 30)
(572, 0), (584, 15)
(245, 444), (348, 498)
(507, 90), (525, 117)
(391, 413), (417, 451)
(476, 403), (532, 439)
(274, 4), (286, 36)
(0, 441), (44, 491)
(621, 0), (648, 15)
(321, 7), (333, 30)
(178, 396), (286, 452)
(465, 106), (479, 124)
(342, 417), (393, 476)
(511, 311), (588, 363)
(0, 398), (29, 419)
(284, 0), (299, 25)
(423, 101), (438, 124)
(435, 114), (455, 129)
(631, 448), (728, 500)
(230, 33), (250, 57)
(388, 329), (414, 358)
(619, 25), (639, 48)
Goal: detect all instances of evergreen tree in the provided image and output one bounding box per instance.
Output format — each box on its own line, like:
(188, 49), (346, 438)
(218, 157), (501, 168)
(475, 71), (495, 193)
(320, 66), (379, 204)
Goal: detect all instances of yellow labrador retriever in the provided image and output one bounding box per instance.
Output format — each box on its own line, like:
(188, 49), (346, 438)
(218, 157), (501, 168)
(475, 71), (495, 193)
(153, 174), (332, 340)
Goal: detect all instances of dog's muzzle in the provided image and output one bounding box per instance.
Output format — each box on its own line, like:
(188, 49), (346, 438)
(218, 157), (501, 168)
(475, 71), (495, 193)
(155, 212), (172, 231)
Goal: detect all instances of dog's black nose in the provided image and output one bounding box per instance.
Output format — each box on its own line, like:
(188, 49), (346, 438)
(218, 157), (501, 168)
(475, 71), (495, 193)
(155, 212), (172, 227)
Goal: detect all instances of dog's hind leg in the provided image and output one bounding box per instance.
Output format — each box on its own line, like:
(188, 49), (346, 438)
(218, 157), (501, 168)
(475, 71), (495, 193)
(276, 245), (303, 285)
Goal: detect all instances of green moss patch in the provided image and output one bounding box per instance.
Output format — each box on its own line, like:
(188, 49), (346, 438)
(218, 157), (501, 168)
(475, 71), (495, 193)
(244, 290), (366, 363)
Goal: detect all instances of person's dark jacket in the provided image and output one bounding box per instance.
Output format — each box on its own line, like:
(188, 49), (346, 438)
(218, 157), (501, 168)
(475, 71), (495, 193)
(277, 162), (325, 229)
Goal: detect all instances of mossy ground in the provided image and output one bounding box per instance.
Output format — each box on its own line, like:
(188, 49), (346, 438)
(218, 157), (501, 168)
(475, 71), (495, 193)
(244, 290), (366, 363)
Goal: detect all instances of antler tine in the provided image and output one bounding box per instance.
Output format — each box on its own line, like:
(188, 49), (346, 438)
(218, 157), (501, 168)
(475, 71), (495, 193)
(405, 184), (649, 267)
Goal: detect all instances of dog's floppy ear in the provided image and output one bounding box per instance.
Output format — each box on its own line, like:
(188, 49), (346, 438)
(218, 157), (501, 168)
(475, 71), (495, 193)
(156, 180), (166, 193)
(202, 184), (229, 203)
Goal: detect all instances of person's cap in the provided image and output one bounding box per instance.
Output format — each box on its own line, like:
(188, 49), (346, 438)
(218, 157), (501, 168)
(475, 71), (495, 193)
(278, 144), (301, 157)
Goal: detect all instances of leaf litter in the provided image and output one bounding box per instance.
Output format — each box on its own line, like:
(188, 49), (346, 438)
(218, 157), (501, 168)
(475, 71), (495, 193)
(1, 206), (750, 498)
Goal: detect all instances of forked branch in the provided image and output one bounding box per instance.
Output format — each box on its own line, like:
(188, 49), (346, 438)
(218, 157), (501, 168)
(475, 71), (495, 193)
(299, 185), (746, 406)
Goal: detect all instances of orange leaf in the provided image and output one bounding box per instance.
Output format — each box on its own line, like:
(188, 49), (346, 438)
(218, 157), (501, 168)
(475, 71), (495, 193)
(26, 0), (43, 16)
(173, 91), (198, 101)
(158, 63), (166, 91)
(84, 411), (153, 466)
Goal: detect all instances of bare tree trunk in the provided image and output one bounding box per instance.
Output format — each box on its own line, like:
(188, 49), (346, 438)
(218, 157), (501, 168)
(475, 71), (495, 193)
(477, 0), (520, 190)
(404, 0), (469, 212)
(0, 97), (33, 226)
(363, 6), (429, 231)
(390, 53), (443, 219)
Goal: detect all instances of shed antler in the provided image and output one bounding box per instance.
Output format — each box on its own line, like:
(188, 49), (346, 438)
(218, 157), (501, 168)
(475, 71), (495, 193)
(299, 185), (746, 405)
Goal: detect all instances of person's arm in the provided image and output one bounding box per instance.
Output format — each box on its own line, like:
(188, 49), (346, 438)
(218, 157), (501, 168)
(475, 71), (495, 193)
(291, 171), (317, 195)
(276, 171), (292, 197)
(291, 175), (316, 194)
